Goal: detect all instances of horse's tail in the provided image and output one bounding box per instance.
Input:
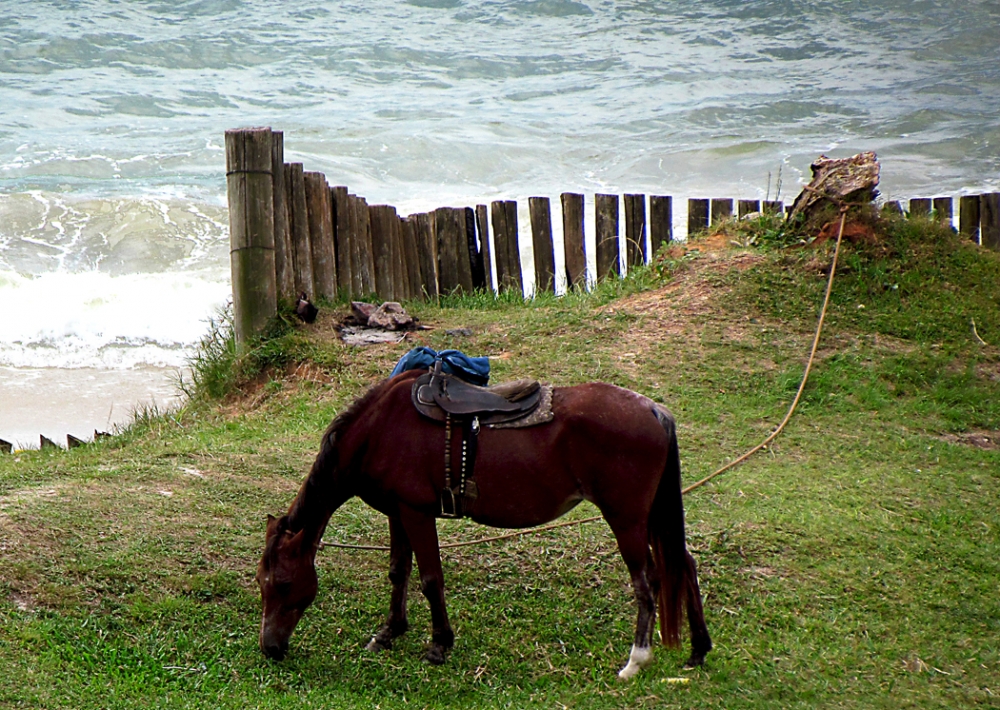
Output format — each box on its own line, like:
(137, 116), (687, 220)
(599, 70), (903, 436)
(648, 403), (697, 648)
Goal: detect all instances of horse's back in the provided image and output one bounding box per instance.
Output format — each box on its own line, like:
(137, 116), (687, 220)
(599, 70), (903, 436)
(470, 381), (671, 528)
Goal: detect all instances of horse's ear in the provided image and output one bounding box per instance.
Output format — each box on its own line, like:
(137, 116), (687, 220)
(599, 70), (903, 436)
(267, 514), (277, 525)
(285, 528), (309, 556)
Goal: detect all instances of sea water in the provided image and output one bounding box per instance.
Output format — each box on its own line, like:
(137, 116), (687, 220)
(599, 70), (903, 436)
(2, 0), (999, 447)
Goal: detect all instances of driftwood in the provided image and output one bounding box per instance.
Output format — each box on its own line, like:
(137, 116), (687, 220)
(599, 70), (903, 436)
(787, 152), (880, 224)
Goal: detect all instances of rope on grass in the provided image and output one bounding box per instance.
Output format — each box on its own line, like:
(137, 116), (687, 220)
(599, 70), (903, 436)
(320, 207), (851, 553)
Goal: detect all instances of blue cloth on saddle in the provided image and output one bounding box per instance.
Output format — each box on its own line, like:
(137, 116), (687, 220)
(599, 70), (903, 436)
(390, 347), (491, 386)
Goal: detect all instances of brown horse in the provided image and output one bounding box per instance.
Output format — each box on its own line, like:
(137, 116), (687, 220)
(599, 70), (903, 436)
(256, 369), (711, 679)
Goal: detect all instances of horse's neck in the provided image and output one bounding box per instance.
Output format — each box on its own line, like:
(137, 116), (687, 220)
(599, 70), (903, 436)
(286, 434), (352, 539)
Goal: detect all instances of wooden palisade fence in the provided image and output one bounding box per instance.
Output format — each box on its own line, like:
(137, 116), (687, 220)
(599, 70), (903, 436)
(226, 127), (1000, 346)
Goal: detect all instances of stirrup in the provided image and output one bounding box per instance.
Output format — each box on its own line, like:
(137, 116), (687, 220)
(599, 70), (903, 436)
(440, 488), (459, 519)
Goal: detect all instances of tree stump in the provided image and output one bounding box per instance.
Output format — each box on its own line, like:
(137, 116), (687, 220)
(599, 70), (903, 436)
(787, 152), (880, 224)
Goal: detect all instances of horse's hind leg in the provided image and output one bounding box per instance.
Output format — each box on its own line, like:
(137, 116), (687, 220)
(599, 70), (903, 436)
(367, 516), (413, 651)
(399, 505), (454, 665)
(610, 521), (657, 680)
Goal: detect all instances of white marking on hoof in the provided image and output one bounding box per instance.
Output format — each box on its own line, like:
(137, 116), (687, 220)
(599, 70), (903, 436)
(617, 644), (652, 680)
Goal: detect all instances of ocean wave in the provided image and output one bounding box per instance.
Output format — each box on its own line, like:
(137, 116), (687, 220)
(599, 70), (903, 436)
(0, 268), (230, 370)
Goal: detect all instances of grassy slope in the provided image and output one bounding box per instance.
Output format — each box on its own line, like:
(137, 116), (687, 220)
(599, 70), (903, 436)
(1, 216), (998, 709)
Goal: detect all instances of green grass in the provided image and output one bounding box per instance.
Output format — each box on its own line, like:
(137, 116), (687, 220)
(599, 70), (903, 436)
(1, 219), (999, 708)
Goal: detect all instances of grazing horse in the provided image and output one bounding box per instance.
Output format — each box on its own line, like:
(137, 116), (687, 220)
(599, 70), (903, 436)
(256, 369), (711, 679)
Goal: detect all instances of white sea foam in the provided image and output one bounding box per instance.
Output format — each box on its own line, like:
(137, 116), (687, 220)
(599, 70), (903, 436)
(0, 269), (230, 369)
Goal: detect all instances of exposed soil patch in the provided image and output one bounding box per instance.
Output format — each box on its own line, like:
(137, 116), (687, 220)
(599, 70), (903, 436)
(938, 430), (999, 450)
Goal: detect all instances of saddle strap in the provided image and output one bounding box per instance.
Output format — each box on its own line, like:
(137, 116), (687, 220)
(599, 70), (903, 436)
(440, 415), (480, 519)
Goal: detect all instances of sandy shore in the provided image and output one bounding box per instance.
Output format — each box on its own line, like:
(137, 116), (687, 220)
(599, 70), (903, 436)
(0, 365), (184, 449)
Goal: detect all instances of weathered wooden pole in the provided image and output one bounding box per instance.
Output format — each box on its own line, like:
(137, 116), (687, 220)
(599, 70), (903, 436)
(738, 199), (761, 218)
(529, 197), (556, 294)
(982, 193), (1000, 251)
(465, 207), (485, 291)
(475, 205), (495, 293)
(435, 207), (475, 296)
(595, 193), (620, 281)
(909, 198), (931, 216)
(389, 213), (408, 300)
(491, 200), (522, 294)
(561, 192), (586, 290)
(649, 195), (672, 255)
(286, 163), (314, 299)
(401, 215), (423, 300)
(687, 198), (709, 236)
(624, 193), (646, 268)
(304, 172), (337, 300)
(933, 197), (953, 224)
(349, 195), (375, 295)
(959, 195), (981, 243)
(226, 127), (277, 348)
(710, 198), (733, 225)
(415, 211), (439, 300)
(331, 185), (353, 298)
(271, 131), (294, 302)
(369, 205), (397, 301)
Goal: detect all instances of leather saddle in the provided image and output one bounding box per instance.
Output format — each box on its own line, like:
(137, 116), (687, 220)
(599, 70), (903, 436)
(411, 361), (544, 426)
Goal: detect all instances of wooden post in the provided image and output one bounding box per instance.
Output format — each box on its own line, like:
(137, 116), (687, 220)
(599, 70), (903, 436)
(982, 193), (1000, 251)
(624, 193), (646, 268)
(933, 197), (953, 224)
(561, 192), (586, 290)
(286, 163), (314, 299)
(226, 127), (277, 348)
(415, 212), (439, 300)
(595, 193), (619, 281)
(271, 132), (294, 302)
(331, 186), (353, 298)
(465, 207), (485, 291)
(475, 205), (495, 293)
(882, 201), (903, 215)
(389, 213), (408, 300)
(491, 200), (522, 294)
(711, 198), (733, 225)
(649, 195), (672, 255)
(959, 195), (981, 243)
(349, 195), (375, 295)
(401, 215), (422, 300)
(909, 198), (931, 216)
(435, 207), (474, 295)
(763, 200), (784, 215)
(529, 197), (556, 294)
(369, 205), (397, 301)
(304, 172), (337, 300)
(687, 198), (709, 236)
(738, 199), (761, 218)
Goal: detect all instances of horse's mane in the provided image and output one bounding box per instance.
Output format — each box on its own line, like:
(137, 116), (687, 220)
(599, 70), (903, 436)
(283, 374), (411, 532)
(322, 374), (404, 448)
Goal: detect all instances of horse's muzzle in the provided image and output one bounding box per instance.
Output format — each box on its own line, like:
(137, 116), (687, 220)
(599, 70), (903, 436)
(261, 636), (289, 661)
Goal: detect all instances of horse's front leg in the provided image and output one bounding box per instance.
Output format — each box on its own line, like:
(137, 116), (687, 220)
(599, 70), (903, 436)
(398, 504), (453, 665)
(367, 515), (412, 652)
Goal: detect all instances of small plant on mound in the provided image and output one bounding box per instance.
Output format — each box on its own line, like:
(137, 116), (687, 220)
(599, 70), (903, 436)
(180, 303), (303, 401)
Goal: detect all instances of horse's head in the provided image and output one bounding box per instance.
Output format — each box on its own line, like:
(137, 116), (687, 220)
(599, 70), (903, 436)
(256, 514), (319, 660)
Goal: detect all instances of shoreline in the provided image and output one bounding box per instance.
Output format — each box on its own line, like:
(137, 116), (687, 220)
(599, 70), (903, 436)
(0, 365), (184, 450)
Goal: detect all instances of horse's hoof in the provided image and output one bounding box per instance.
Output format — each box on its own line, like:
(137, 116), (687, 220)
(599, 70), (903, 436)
(366, 637), (391, 652)
(682, 654), (706, 670)
(618, 644), (652, 680)
(424, 645), (447, 665)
